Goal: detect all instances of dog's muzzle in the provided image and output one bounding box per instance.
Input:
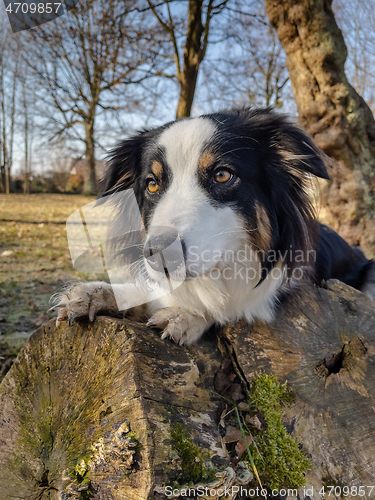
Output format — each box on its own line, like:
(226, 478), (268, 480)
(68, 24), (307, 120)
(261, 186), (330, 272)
(143, 227), (186, 275)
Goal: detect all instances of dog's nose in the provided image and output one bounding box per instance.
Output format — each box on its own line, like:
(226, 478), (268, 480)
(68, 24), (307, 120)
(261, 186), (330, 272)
(144, 227), (185, 274)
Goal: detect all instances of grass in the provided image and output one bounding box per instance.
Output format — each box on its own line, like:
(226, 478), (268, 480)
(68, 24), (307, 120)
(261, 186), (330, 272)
(0, 194), (107, 379)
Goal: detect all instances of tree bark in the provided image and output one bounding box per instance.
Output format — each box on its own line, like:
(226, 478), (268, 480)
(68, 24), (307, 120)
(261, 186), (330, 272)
(1, 280), (375, 499)
(265, 0), (375, 255)
(23, 90), (30, 195)
(83, 119), (97, 196)
(6, 58), (18, 195)
(0, 62), (7, 194)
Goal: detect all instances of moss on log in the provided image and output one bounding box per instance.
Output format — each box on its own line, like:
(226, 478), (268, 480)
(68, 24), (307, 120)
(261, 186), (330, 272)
(0, 280), (375, 499)
(0, 318), (235, 499)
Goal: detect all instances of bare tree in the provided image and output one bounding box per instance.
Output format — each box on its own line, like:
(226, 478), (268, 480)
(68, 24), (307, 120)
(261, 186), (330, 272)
(0, 13), (19, 194)
(198, 0), (293, 112)
(20, 80), (36, 194)
(147, 0), (229, 118)
(25, 0), (160, 195)
(265, 0), (375, 255)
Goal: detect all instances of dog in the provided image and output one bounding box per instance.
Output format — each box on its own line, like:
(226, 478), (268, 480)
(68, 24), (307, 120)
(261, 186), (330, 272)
(51, 108), (375, 345)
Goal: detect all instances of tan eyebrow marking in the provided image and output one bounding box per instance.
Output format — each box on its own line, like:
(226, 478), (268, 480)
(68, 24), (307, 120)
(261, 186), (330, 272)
(151, 160), (163, 178)
(198, 151), (216, 171)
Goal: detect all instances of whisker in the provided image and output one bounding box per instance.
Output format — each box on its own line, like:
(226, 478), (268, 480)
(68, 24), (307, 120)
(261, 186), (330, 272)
(216, 146), (254, 161)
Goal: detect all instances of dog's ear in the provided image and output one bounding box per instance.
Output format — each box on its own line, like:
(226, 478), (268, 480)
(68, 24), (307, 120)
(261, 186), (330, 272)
(99, 132), (148, 198)
(275, 120), (330, 180)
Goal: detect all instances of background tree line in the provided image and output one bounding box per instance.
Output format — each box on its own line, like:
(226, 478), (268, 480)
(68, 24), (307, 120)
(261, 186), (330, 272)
(0, 0), (375, 253)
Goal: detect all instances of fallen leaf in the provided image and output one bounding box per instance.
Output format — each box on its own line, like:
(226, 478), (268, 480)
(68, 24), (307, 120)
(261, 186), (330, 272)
(237, 402), (251, 411)
(219, 406), (228, 428)
(246, 414), (263, 430)
(223, 426), (243, 443)
(214, 371), (230, 392)
(235, 435), (253, 459)
(228, 383), (245, 401)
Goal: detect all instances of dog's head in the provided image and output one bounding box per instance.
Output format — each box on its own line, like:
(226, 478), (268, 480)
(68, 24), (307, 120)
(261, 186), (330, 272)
(101, 108), (329, 283)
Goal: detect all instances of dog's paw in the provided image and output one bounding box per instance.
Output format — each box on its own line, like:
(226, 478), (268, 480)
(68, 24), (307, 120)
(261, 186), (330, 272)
(49, 281), (118, 326)
(147, 308), (210, 346)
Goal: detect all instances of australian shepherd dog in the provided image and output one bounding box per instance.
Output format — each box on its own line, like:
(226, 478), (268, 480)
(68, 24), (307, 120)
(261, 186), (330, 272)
(51, 108), (375, 345)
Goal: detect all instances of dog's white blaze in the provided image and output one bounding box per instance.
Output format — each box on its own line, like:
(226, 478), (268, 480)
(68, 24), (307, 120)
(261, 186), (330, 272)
(145, 116), (282, 340)
(148, 117), (243, 277)
(159, 117), (217, 176)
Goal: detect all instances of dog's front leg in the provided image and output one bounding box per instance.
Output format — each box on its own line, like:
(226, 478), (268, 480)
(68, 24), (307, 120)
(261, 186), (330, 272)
(50, 282), (149, 325)
(147, 308), (214, 346)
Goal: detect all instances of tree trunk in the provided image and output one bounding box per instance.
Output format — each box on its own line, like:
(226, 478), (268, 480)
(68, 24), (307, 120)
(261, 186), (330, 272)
(265, 0), (375, 255)
(6, 59), (18, 195)
(23, 100), (30, 195)
(1, 84), (7, 194)
(83, 120), (97, 196)
(176, 0), (204, 119)
(1, 280), (375, 499)
(0, 57), (5, 194)
(5, 167), (10, 194)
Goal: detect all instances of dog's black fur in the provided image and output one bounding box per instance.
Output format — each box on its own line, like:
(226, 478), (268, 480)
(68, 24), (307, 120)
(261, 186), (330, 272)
(315, 224), (374, 295)
(101, 108), (375, 299)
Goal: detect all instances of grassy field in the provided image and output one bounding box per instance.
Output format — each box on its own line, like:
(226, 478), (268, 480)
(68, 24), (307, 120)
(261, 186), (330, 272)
(0, 194), (105, 379)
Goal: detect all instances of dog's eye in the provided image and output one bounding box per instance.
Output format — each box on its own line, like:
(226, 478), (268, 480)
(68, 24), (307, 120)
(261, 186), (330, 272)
(213, 169), (233, 184)
(147, 179), (159, 193)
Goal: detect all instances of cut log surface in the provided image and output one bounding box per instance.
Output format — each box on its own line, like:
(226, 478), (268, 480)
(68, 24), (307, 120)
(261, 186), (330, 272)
(0, 318), (231, 499)
(0, 280), (375, 500)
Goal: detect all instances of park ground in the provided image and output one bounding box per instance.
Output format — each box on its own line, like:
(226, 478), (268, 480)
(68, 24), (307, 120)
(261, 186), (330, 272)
(0, 194), (107, 379)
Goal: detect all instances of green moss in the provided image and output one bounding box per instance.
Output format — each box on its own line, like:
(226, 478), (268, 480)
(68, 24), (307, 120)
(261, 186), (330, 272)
(68, 457), (92, 499)
(247, 373), (311, 491)
(124, 431), (139, 444)
(170, 423), (216, 485)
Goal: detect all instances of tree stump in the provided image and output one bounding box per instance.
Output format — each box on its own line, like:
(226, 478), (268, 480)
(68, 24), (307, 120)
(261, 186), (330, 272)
(1, 280), (375, 499)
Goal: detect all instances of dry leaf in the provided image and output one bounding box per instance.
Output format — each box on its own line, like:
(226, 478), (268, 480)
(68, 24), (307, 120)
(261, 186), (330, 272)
(237, 402), (250, 411)
(219, 406), (228, 428)
(228, 383), (245, 401)
(246, 414), (263, 430)
(235, 435), (253, 459)
(223, 426), (243, 443)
